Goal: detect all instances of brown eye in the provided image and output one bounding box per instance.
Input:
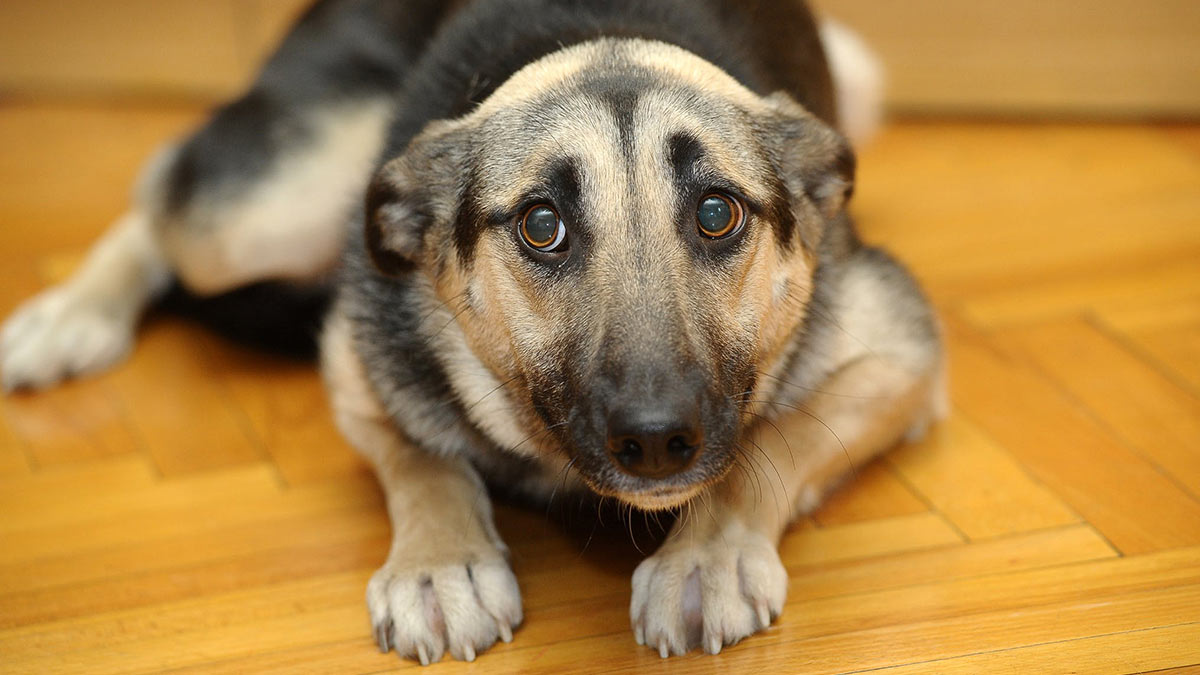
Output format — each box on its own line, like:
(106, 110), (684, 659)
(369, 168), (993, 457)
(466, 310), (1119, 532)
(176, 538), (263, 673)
(520, 204), (567, 252)
(696, 193), (744, 239)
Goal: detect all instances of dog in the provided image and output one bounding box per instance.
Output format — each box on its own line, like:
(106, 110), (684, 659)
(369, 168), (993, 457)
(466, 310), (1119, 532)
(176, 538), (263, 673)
(1, 0), (943, 664)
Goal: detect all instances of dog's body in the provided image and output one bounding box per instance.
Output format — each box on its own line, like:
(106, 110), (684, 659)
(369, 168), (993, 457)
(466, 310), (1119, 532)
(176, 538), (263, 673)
(1, 0), (943, 664)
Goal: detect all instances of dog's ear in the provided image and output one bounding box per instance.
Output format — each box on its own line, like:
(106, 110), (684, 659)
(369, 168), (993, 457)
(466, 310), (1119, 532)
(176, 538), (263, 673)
(365, 120), (470, 275)
(757, 92), (856, 224)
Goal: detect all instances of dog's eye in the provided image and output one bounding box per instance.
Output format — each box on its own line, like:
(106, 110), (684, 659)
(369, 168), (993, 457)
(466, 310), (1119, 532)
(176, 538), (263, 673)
(696, 193), (744, 239)
(520, 204), (568, 252)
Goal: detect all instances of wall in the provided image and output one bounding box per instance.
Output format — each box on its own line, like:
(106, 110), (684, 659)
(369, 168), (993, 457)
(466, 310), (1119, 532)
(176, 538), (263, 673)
(1, 0), (1197, 117)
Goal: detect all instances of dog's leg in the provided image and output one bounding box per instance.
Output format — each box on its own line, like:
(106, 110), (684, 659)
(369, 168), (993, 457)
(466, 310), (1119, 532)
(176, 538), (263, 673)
(631, 248), (945, 656)
(631, 355), (941, 656)
(0, 149), (176, 391)
(157, 102), (392, 296)
(322, 314), (522, 665)
(1, 0), (449, 391)
(0, 95), (391, 391)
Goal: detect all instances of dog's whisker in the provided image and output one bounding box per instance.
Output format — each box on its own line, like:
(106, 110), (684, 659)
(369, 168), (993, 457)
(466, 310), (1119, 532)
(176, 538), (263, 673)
(743, 398), (856, 479)
(755, 370), (884, 400)
(546, 454), (578, 516)
(742, 435), (788, 523)
(743, 409), (796, 471)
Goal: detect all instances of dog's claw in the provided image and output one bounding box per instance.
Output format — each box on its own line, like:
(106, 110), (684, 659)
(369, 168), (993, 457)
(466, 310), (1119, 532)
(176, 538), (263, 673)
(756, 600), (771, 630)
(705, 633), (722, 655)
(375, 621), (392, 653)
(634, 622), (644, 646)
(497, 617), (513, 643)
(463, 644), (476, 662)
(416, 643), (430, 666)
(630, 523), (786, 658)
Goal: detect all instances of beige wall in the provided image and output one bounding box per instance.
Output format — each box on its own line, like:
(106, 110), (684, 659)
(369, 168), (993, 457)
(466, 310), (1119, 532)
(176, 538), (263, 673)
(1, 0), (1197, 118)
(813, 0), (1200, 118)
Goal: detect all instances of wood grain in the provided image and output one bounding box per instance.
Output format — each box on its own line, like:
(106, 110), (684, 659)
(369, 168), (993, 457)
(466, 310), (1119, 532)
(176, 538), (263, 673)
(1, 103), (1198, 673)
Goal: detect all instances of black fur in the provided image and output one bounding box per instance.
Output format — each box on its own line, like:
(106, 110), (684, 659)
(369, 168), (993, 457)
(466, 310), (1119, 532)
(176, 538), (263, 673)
(379, 0), (833, 158)
(159, 0), (839, 494)
(165, 0), (459, 216)
(334, 0), (837, 484)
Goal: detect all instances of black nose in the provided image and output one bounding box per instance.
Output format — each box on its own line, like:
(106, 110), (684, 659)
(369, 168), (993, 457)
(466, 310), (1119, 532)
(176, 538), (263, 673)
(606, 406), (702, 479)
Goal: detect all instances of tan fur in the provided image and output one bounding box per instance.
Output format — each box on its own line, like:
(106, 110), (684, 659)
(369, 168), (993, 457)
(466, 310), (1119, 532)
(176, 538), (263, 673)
(0, 145), (176, 391)
(632, 352), (940, 656)
(164, 101), (392, 295)
(1, 16), (927, 665)
(322, 312), (523, 665)
(386, 41), (833, 506)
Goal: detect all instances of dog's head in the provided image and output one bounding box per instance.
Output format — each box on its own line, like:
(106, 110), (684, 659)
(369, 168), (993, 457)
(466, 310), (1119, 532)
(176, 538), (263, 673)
(367, 39), (852, 510)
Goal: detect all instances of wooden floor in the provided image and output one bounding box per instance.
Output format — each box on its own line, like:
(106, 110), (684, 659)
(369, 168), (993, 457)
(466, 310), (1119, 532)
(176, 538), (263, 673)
(1, 101), (1198, 674)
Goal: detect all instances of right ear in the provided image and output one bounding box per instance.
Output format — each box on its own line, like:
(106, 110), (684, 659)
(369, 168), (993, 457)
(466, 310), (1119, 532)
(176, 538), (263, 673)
(364, 119), (470, 275)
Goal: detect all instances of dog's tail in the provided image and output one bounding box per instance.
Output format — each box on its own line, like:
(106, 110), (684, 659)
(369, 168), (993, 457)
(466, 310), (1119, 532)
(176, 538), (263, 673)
(820, 17), (885, 147)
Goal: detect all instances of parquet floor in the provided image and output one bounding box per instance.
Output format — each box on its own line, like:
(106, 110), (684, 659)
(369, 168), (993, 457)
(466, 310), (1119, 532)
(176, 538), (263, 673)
(1, 101), (1198, 674)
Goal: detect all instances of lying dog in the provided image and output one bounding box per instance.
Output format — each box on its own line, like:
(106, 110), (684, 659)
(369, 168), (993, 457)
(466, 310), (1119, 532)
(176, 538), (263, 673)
(1, 0), (943, 664)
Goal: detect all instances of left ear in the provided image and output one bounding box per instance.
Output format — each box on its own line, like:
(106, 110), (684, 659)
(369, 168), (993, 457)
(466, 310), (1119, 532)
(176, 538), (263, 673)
(364, 118), (471, 275)
(757, 92), (856, 222)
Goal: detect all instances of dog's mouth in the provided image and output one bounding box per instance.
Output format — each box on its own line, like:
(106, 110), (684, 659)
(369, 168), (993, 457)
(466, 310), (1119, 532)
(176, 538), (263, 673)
(619, 483), (709, 511)
(566, 442), (737, 512)
(580, 476), (710, 511)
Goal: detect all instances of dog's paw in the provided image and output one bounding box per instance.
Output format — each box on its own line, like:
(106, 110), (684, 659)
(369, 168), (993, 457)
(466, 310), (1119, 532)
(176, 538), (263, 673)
(366, 553), (522, 665)
(630, 520), (786, 657)
(1, 286), (135, 392)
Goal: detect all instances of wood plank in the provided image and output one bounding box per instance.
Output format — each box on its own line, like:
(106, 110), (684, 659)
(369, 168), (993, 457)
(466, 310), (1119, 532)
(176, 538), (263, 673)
(600, 586), (1200, 675)
(0, 454), (154, 499)
(0, 572), (368, 657)
(213, 347), (367, 485)
(2, 377), (141, 467)
(154, 526), (1120, 675)
(0, 504), (387, 594)
(0, 401), (33, 477)
(865, 623), (1200, 675)
(943, 313), (1200, 553)
(853, 123), (1200, 300)
(275, 548), (1200, 674)
(2, 109), (1199, 674)
(887, 414), (1079, 539)
(1124, 321), (1200, 396)
(959, 254), (1200, 329)
(0, 471), (380, 567)
(0, 462), (278, 536)
(811, 461), (928, 526)
(1102, 301), (1200, 395)
(779, 512), (963, 567)
(5, 542), (1191, 675)
(788, 524), (1116, 601)
(1003, 316), (1200, 498)
(0, 531), (383, 629)
(108, 320), (267, 476)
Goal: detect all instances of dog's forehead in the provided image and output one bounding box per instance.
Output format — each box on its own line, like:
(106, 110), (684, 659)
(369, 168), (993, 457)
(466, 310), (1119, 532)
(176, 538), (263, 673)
(476, 38), (765, 116)
(468, 39), (777, 209)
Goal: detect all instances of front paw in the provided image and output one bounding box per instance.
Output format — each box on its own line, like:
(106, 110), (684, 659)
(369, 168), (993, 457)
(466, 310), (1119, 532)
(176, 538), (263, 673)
(630, 520), (786, 657)
(366, 552), (522, 665)
(1, 286), (134, 391)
